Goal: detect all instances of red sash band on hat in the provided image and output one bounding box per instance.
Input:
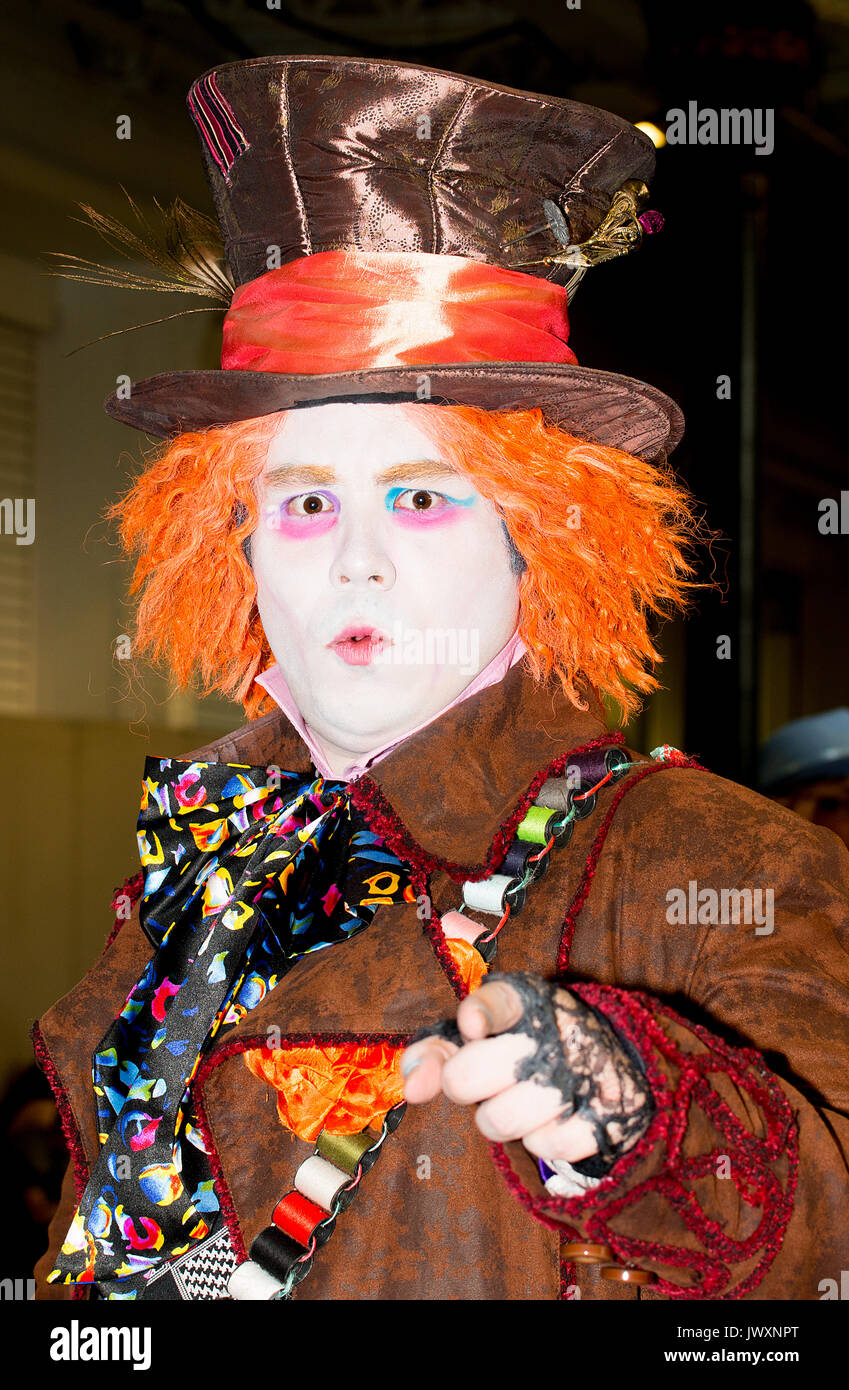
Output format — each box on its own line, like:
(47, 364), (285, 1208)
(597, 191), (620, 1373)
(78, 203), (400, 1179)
(220, 249), (579, 375)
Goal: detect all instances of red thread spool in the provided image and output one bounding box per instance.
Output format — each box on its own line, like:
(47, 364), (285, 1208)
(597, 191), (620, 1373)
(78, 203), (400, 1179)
(272, 1191), (330, 1248)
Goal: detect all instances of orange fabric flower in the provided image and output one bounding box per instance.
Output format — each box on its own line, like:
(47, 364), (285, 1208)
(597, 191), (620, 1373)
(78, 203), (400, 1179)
(244, 1041), (404, 1143)
(243, 934), (488, 1141)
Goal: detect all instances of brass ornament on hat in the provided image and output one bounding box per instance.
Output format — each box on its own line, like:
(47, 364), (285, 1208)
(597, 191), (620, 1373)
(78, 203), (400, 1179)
(513, 179), (652, 271)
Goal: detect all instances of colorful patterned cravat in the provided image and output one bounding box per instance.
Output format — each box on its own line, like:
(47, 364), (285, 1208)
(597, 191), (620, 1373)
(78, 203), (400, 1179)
(50, 756), (414, 1286)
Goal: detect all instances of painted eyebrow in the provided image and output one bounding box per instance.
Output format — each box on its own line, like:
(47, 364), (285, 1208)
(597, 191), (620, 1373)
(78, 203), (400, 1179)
(262, 460), (460, 490)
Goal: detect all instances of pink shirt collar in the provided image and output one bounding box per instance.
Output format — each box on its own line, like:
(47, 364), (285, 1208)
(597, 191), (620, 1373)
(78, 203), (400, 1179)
(254, 630), (527, 783)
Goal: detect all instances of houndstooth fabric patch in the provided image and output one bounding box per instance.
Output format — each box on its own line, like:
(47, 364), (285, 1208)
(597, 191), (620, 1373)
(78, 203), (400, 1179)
(143, 1226), (239, 1300)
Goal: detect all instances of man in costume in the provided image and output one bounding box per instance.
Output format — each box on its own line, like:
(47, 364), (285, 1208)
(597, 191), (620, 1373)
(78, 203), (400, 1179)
(33, 56), (849, 1301)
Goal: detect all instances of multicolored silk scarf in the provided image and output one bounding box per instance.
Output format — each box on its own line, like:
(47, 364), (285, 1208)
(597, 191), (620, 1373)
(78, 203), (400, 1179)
(50, 757), (414, 1288)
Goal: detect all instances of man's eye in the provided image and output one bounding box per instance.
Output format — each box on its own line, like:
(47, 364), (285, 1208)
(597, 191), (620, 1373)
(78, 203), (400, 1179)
(392, 489), (446, 511)
(286, 492), (335, 515)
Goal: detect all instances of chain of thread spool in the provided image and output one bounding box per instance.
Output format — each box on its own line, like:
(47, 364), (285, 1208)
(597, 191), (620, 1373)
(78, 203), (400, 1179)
(465, 747), (636, 952)
(228, 1103), (406, 1300)
(228, 745), (682, 1299)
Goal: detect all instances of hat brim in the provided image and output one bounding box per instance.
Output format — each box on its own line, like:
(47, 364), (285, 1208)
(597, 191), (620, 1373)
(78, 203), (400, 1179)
(104, 363), (684, 461)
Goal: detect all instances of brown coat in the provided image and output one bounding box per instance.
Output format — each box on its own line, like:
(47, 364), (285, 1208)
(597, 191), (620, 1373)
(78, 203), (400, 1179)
(32, 664), (849, 1300)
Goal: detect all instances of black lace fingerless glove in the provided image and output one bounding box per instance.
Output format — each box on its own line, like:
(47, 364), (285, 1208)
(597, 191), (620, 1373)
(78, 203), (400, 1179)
(411, 973), (654, 1176)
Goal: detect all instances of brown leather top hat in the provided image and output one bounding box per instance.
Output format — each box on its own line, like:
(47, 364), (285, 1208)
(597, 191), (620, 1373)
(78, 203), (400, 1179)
(103, 54), (684, 460)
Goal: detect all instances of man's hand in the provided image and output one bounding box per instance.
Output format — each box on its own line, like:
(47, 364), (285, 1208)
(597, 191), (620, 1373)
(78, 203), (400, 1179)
(400, 972), (653, 1166)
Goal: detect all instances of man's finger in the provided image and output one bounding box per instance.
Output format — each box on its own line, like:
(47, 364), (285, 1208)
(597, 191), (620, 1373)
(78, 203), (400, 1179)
(400, 1035), (459, 1104)
(439, 1032), (535, 1105)
(521, 1112), (599, 1163)
(473, 1078), (569, 1143)
(456, 978), (524, 1041)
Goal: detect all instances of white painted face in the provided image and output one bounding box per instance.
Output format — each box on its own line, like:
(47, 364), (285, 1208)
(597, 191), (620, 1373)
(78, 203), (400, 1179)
(250, 402), (522, 773)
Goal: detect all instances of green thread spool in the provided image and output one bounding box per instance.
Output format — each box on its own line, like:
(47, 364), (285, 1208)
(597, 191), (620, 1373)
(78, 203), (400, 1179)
(516, 805), (555, 844)
(316, 1129), (376, 1176)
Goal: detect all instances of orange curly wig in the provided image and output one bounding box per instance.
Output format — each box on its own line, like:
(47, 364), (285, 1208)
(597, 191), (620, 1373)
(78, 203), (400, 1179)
(107, 404), (707, 724)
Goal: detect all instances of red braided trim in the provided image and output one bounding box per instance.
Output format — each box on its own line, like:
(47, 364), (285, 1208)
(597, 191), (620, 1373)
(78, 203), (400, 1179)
(424, 902), (468, 1002)
(192, 1029), (413, 1261)
(412, 857), (469, 1002)
(491, 985), (798, 1301)
(559, 756), (707, 973)
(30, 1020), (92, 1301)
(349, 733), (624, 884)
(31, 1022), (90, 1200)
(102, 871), (145, 954)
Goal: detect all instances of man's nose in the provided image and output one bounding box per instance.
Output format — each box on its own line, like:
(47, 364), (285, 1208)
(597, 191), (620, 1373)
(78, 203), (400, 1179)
(329, 521), (397, 589)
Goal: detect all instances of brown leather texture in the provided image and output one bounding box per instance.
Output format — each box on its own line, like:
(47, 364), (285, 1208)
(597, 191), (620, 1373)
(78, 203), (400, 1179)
(33, 664), (849, 1300)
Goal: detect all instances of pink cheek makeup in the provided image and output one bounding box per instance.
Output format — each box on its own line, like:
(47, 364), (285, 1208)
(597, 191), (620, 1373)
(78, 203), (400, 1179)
(262, 492), (340, 539)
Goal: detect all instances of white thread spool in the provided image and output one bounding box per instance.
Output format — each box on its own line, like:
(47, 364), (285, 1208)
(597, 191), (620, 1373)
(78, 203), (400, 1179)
(294, 1154), (351, 1212)
(228, 1260), (286, 1300)
(462, 874), (513, 914)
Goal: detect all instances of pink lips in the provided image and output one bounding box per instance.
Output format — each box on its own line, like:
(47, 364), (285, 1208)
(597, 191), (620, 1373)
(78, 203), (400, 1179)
(328, 624), (389, 666)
